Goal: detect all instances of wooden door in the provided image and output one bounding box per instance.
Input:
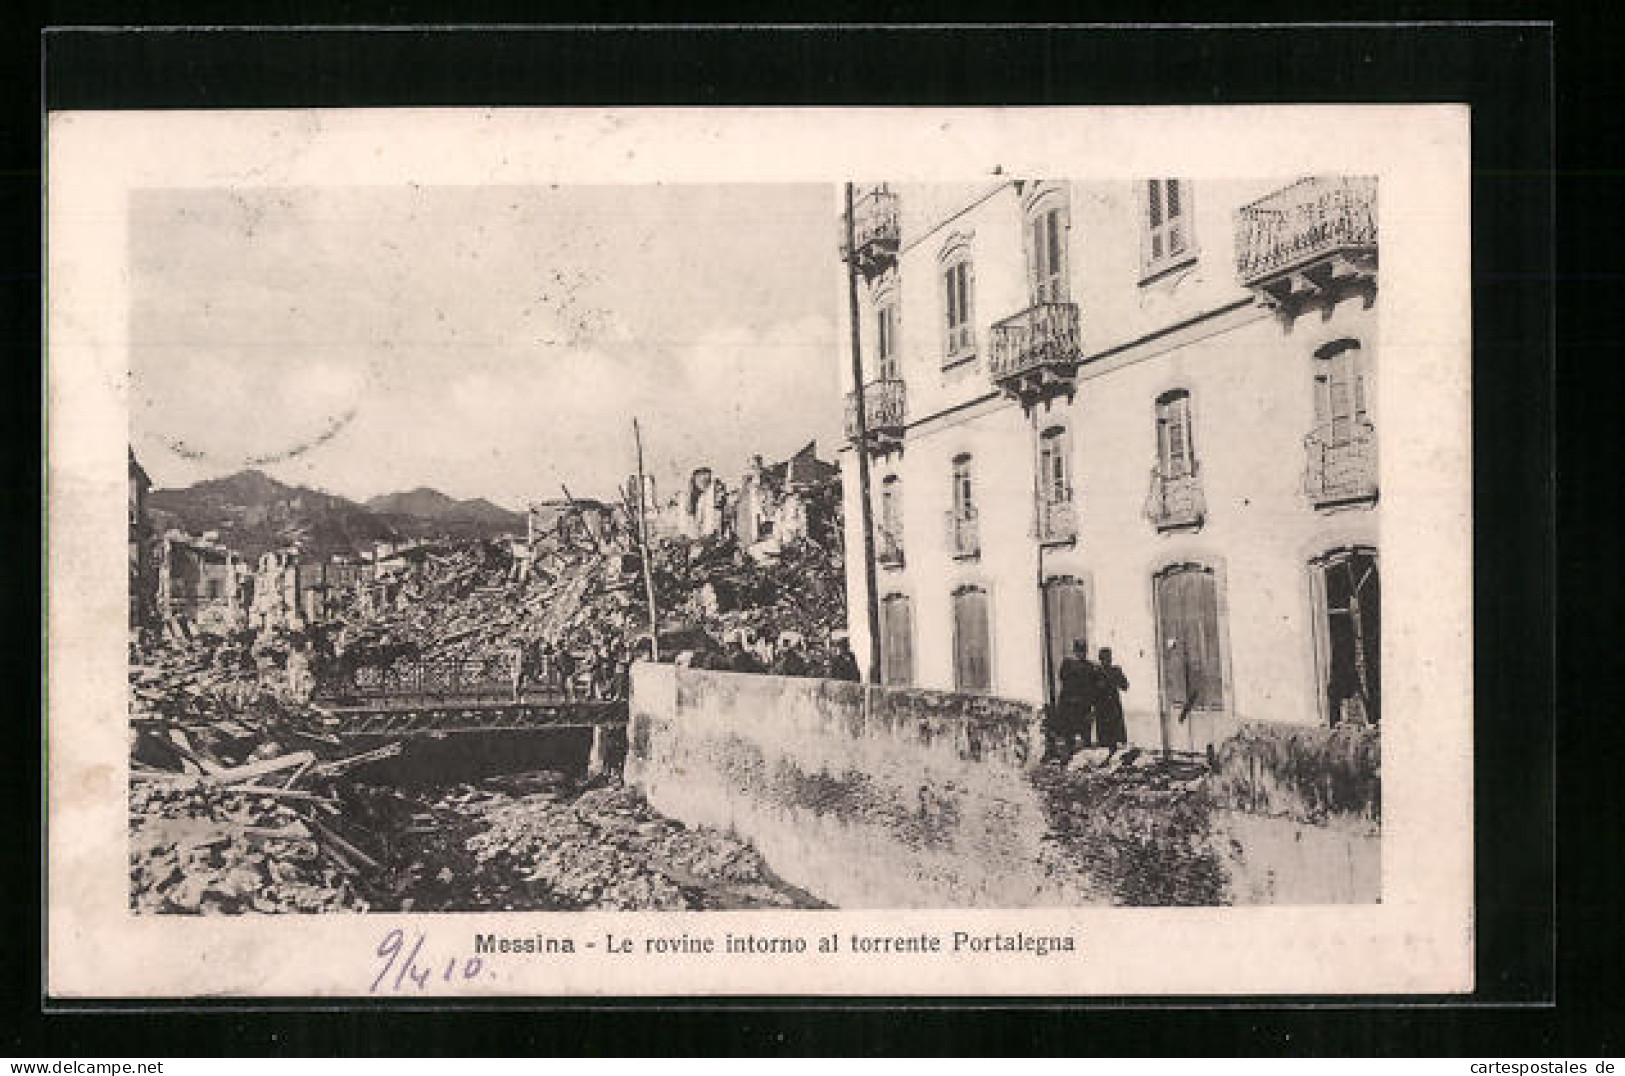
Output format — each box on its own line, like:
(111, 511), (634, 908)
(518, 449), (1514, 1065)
(952, 586), (991, 693)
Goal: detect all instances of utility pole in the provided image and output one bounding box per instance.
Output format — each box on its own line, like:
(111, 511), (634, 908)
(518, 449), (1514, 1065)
(632, 418), (661, 662)
(845, 182), (883, 685)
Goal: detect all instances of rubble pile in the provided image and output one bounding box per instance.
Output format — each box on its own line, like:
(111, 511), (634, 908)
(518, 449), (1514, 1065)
(1031, 748), (1227, 906)
(464, 782), (824, 911)
(129, 782), (369, 914)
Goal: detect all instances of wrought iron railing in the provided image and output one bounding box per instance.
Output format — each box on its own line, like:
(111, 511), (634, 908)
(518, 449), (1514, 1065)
(990, 301), (1082, 384)
(1234, 176), (1377, 286)
(1145, 464), (1206, 531)
(1033, 496), (1077, 544)
(1303, 419), (1377, 506)
(838, 187), (901, 267)
(944, 508), (980, 558)
(314, 654), (519, 704)
(844, 378), (908, 442)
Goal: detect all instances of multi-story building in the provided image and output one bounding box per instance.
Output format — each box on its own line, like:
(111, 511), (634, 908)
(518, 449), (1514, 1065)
(837, 177), (1379, 753)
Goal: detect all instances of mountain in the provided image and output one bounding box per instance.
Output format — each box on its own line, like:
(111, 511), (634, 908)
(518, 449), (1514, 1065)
(366, 487), (526, 540)
(147, 470), (399, 560)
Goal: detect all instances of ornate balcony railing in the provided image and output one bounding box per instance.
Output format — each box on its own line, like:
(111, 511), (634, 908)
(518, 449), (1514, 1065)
(1304, 419), (1378, 507)
(944, 508), (980, 559)
(1145, 464), (1206, 532)
(1235, 176), (1377, 295)
(844, 378), (907, 447)
(877, 527), (905, 568)
(839, 187), (901, 278)
(989, 301), (1083, 399)
(1033, 495), (1077, 545)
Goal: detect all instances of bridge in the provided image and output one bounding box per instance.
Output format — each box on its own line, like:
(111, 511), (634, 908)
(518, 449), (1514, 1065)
(311, 654), (628, 738)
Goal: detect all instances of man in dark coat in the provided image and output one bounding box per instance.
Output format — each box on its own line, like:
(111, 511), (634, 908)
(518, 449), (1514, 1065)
(1093, 646), (1130, 751)
(1051, 638), (1098, 758)
(828, 639), (861, 682)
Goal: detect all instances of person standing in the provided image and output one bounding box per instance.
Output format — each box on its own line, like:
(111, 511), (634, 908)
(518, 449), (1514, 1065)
(1093, 646), (1130, 752)
(1052, 638), (1099, 758)
(828, 638), (861, 682)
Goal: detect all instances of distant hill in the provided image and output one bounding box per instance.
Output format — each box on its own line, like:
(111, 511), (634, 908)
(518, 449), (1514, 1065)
(147, 469), (399, 560)
(367, 487), (526, 541)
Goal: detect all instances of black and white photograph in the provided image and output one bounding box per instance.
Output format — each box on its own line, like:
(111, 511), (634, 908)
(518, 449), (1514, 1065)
(48, 105), (1472, 997)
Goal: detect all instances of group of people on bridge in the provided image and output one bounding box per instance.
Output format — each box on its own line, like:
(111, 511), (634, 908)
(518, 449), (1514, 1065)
(510, 634), (631, 703)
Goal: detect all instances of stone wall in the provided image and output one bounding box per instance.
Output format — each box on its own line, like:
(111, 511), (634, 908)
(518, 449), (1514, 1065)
(626, 662), (1105, 908)
(627, 663), (1380, 907)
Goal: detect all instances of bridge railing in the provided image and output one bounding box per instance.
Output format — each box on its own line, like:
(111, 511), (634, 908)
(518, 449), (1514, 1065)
(314, 654), (519, 705)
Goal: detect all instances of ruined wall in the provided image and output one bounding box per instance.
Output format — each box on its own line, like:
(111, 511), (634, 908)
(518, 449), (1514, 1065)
(625, 662), (1106, 908)
(628, 663), (1381, 907)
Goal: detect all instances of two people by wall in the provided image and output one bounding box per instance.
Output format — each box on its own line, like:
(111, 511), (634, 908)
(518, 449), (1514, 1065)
(1048, 639), (1129, 760)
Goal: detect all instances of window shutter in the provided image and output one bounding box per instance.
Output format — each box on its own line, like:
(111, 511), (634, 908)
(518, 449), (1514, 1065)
(954, 587), (991, 692)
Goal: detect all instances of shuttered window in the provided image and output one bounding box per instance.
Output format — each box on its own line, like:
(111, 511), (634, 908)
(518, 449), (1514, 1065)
(1155, 390), (1196, 478)
(1029, 205), (1069, 303)
(1145, 179), (1192, 271)
(952, 585), (992, 693)
(876, 302), (899, 380)
(1038, 425), (1071, 504)
(1043, 577), (1088, 701)
(942, 257), (975, 359)
(880, 593), (914, 687)
(1312, 340), (1370, 445)
(1154, 565), (1224, 713)
(952, 455), (974, 518)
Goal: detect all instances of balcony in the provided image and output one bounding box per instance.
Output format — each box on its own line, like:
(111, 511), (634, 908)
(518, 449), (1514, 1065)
(1304, 419), (1378, 508)
(877, 527), (905, 569)
(989, 301), (1083, 402)
(1234, 176), (1377, 312)
(844, 378), (907, 453)
(1145, 464), (1206, 532)
(1033, 496), (1077, 546)
(839, 187), (901, 280)
(944, 508), (980, 560)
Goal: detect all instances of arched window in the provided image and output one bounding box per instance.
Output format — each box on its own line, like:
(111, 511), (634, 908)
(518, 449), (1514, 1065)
(1312, 339), (1371, 445)
(951, 583), (992, 693)
(948, 454), (978, 558)
(1155, 389), (1196, 479)
(1038, 425), (1072, 505)
(1312, 547), (1380, 726)
(1022, 186), (1071, 304)
(939, 233), (977, 364)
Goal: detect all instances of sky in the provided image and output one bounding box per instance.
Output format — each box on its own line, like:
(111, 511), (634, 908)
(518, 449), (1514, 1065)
(129, 183), (841, 508)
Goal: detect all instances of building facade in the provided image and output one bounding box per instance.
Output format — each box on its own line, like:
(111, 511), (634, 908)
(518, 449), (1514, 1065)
(837, 178), (1379, 753)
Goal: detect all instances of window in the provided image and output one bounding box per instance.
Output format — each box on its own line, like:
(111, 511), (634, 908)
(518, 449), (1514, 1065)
(1038, 425), (1072, 504)
(948, 454), (978, 558)
(1155, 390), (1196, 478)
(940, 238), (976, 362)
(1143, 179), (1194, 276)
(1153, 563), (1225, 717)
(951, 584), (992, 693)
(1313, 548), (1380, 726)
(880, 593), (914, 687)
(1312, 340), (1371, 444)
(1028, 203), (1070, 303)
(879, 475), (904, 562)
(952, 454), (974, 518)
(876, 300), (899, 381)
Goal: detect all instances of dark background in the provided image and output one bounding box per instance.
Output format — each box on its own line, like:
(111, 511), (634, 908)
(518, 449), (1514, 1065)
(8, 7), (1594, 1057)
